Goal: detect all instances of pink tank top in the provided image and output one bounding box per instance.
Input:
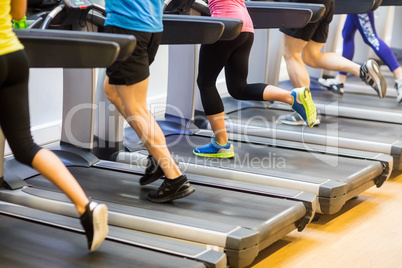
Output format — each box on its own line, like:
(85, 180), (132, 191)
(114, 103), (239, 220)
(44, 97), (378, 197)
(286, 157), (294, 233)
(208, 0), (254, 33)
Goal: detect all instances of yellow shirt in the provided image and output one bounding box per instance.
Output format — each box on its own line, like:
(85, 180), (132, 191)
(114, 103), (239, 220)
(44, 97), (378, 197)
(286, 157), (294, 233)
(0, 0), (23, 55)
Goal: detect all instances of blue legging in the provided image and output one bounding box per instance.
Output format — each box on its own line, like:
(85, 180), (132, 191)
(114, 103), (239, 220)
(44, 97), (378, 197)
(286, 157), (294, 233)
(340, 12), (400, 75)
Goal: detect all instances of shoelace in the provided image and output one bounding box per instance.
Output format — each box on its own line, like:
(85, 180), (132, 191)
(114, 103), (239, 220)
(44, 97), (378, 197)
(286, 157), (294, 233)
(303, 89), (316, 114)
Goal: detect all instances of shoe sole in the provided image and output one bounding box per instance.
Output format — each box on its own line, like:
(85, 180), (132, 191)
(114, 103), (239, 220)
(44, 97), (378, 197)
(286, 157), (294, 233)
(298, 88), (317, 128)
(193, 151), (235, 158)
(396, 86), (402, 103)
(280, 118), (321, 126)
(147, 186), (196, 203)
(90, 204), (109, 252)
(367, 61), (387, 98)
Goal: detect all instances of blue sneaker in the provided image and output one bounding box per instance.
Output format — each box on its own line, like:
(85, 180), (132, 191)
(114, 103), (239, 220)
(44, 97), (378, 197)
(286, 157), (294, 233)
(193, 138), (235, 158)
(290, 87), (317, 128)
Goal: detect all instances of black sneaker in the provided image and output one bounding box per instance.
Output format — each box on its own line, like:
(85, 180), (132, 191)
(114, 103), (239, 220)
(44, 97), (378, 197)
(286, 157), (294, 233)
(147, 175), (195, 203)
(139, 155), (164, 186)
(80, 201), (109, 251)
(360, 59), (387, 98)
(318, 78), (344, 95)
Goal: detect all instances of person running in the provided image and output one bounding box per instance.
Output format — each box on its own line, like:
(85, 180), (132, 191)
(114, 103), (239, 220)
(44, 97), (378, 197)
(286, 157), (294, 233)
(1, 0), (108, 251)
(278, 0), (388, 126)
(102, 0), (195, 202)
(193, 0), (317, 158)
(318, 11), (402, 103)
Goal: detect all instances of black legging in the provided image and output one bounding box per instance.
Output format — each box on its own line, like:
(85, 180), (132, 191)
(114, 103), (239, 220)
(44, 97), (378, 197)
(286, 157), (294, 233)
(197, 32), (267, 116)
(0, 50), (41, 166)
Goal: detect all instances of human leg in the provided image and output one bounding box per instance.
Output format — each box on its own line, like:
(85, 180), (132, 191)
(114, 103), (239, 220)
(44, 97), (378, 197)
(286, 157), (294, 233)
(0, 50), (108, 251)
(355, 12), (401, 100)
(318, 14), (357, 92)
(112, 79), (181, 179)
(282, 34), (311, 88)
(303, 40), (386, 98)
(193, 39), (236, 157)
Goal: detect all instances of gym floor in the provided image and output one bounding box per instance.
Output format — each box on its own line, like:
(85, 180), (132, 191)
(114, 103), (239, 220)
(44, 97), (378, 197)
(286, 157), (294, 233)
(251, 170), (402, 268)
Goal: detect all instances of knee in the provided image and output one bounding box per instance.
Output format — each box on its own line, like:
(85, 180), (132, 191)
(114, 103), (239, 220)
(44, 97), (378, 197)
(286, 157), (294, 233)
(12, 142), (40, 167)
(227, 84), (244, 100)
(197, 75), (213, 90)
(302, 50), (318, 68)
(103, 84), (119, 104)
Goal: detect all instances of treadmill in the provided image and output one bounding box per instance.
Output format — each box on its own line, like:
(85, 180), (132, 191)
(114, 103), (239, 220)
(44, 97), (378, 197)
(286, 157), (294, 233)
(114, 1), (391, 216)
(321, 0), (402, 99)
(2, 18), (227, 268)
(0, 202), (222, 268)
(199, 0), (401, 170)
(0, 2), (317, 267)
(241, 0), (402, 169)
(273, 0), (402, 122)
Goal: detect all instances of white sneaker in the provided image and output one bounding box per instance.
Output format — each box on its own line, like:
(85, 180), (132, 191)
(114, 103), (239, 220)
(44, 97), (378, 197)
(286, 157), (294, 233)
(318, 78), (344, 95)
(395, 79), (402, 103)
(360, 59), (387, 98)
(80, 201), (109, 251)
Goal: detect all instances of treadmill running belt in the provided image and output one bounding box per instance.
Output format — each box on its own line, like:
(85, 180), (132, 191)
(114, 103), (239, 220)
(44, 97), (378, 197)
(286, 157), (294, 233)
(0, 213), (205, 268)
(229, 108), (402, 144)
(279, 80), (402, 111)
(26, 166), (306, 230)
(163, 134), (383, 192)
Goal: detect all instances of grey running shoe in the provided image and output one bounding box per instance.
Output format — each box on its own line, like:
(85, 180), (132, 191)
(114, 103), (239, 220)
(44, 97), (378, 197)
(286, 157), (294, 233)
(395, 79), (402, 103)
(318, 78), (344, 95)
(147, 175), (195, 203)
(360, 59), (387, 98)
(80, 201), (108, 251)
(278, 111), (321, 126)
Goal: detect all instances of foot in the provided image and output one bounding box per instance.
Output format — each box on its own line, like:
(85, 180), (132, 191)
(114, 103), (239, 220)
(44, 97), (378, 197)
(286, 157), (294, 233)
(395, 78), (402, 103)
(289, 87), (317, 128)
(80, 201), (109, 251)
(278, 111), (321, 126)
(318, 77), (344, 95)
(193, 138), (235, 158)
(147, 175), (195, 203)
(360, 59), (387, 98)
(139, 155), (165, 186)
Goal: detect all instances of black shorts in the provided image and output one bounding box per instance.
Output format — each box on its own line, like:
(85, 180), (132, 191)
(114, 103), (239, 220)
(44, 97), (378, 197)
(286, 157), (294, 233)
(105, 25), (163, 85)
(280, 0), (334, 43)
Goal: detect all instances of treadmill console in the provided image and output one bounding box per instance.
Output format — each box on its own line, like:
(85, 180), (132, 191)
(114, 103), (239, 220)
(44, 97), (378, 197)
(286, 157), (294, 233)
(64, 0), (93, 10)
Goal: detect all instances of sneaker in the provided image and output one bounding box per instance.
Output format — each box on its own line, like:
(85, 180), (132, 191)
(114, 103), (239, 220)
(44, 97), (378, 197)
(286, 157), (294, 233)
(147, 175), (195, 203)
(360, 59), (387, 98)
(80, 201), (109, 251)
(395, 79), (402, 103)
(139, 155), (164, 186)
(318, 78), (344, 95)
(193, 138), (235, 158)
(289, 87), (317, 128)
(278, 111), (321, 126)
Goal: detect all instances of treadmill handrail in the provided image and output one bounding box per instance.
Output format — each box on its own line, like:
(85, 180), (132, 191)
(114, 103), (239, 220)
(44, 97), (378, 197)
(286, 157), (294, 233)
(380, 0), (402, 5)
(244, 5), (313, 29)
(247, 1), (326, 23)
(161, 15), (227, 44)
(334, 0), (376, 14)
(164, 15), (243, 41)
(16, 34), (120, 68)
(370, 0), (384, 10)
(15, 28), (136, 62)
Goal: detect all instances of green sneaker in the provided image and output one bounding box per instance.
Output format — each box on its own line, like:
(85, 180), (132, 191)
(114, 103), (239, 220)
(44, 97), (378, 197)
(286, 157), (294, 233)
(290, 87), (317, 128)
